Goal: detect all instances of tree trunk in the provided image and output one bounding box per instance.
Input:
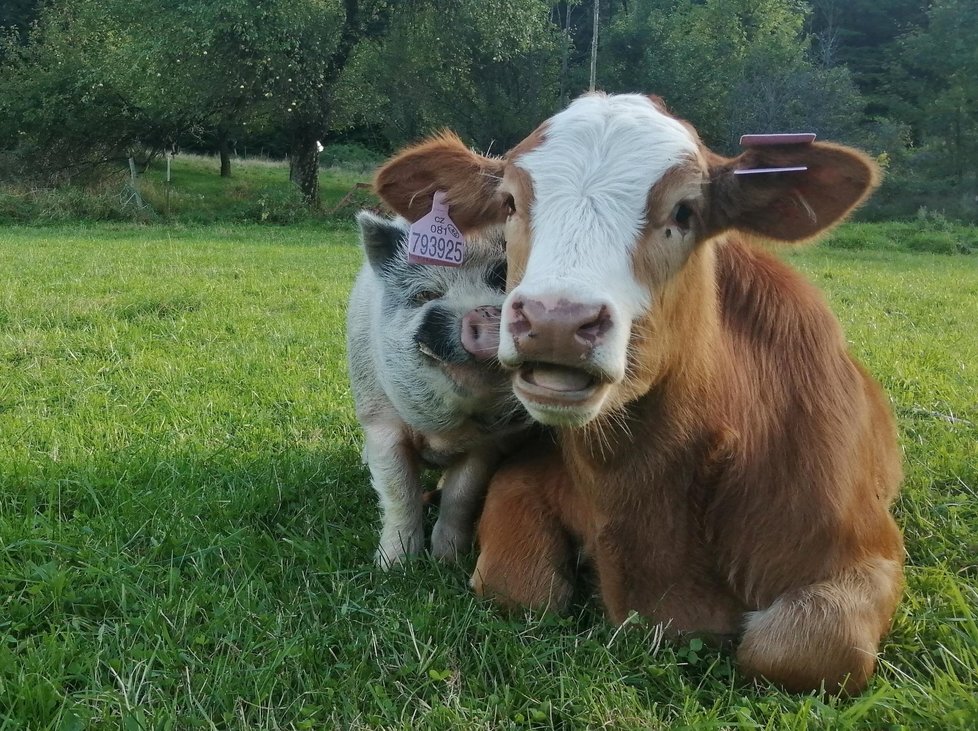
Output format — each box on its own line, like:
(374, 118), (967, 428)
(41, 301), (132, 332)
(289, 126), (320, 207)
(218, 129), (232, 178)
(559, 4), (573, 105)
(589, 0), (599, 92)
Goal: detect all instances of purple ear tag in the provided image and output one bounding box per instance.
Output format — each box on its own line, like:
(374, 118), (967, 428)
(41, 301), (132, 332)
(739, 133), (816, 147)
(736, 132), (816, 176)
(734, 166), (808, 176)
(407, 191), (466, 267)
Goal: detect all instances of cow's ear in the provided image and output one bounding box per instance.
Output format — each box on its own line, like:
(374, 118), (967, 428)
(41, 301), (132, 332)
(356, 210), (406, 272)
(374, 131), (507, 234)
(706, 142), (879, 243)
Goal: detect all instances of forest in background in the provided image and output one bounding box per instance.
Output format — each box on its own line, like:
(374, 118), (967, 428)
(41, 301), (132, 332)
(1, 0), (975, 221)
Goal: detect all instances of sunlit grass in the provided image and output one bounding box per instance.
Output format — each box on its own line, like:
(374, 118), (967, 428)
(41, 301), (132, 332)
(0, 220), (975, 729)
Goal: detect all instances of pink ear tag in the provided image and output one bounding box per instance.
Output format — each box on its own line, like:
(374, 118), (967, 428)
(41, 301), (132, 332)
(734, 166), (808, 176)
(739, 133), (816, 147)
(407, 191), (466, 267)
(736, 132), (816, 176)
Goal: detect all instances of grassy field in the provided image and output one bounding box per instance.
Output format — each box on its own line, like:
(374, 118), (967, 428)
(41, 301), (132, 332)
(0, 215), (976, 729)
(0, 154), (373, 226)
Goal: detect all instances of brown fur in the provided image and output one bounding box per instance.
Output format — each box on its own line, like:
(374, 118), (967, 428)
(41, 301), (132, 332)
(374, 96), (904, 695)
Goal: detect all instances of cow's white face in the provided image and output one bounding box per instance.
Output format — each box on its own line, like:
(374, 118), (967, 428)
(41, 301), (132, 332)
(497, 94), (705, 426)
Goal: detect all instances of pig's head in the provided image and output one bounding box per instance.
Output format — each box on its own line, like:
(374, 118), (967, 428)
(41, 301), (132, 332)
(356, 211), (516, 424)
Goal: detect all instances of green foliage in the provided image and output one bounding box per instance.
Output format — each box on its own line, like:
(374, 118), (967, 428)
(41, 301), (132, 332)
(0, 221), (976, 727)
(602, 0), (864, 151)
(334, 0), (561, 149)
(0, 1), (159, 182)
(0, 179), (152, 223)
(822, 221), (978, 255)
(245, 185), (310, 225)
(889, 0), (978, 182)
(319, 142), (383, 172)
(0, 0), (975, 219)
(0, 156), (373, 225)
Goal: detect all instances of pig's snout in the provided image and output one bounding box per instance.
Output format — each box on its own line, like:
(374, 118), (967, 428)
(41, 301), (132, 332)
(461, 306), (501, 361)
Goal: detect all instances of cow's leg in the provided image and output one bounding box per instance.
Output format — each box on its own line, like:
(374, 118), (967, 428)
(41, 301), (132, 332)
(472, 452), (578, 613)
(737, 554), (903, 695)
(363, 421), (424, 568)
(430, 449), (500, 562)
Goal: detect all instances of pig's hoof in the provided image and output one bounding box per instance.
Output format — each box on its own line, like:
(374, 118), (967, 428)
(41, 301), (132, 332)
(431, 520), (472, 562)
(375, 529), (424, 569)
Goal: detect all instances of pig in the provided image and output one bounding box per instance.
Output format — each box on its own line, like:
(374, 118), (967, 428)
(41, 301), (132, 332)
(346, 211), (531, 568)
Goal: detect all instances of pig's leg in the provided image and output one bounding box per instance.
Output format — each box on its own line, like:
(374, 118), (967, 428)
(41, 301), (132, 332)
(431, 449), (500, 562)
(363, 420), (424, 568)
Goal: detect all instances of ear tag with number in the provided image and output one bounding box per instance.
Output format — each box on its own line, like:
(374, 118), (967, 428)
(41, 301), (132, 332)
(407, 191), (466, 267)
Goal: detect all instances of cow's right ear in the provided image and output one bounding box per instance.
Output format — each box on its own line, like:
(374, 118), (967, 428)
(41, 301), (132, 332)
(356, 210), (407, 272)
(374, 131), (506, 234)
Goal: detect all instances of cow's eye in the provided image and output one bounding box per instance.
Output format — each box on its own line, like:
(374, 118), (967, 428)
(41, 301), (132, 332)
(503, 194), (516, 218)
(412, 290), (440, 305)
(671, 202), (693, 230)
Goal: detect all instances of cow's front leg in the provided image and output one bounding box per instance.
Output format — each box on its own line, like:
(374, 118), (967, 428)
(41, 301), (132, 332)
(363, 421), (424, 568)
(472, 451), (578, 613)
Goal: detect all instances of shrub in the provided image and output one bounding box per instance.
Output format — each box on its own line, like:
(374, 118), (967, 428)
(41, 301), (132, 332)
(245, 186), (309, 225)
(0, 180), (155, 223)
(319, 143), (383, 174)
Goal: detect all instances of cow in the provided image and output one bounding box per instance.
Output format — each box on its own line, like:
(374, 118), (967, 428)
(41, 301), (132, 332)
(371, 93), (904, 695)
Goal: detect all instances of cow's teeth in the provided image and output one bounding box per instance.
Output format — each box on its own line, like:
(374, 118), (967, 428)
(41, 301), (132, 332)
(526, 365), (594, 392)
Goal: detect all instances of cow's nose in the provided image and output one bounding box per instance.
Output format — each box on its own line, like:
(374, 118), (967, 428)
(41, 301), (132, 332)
(508, 297), (612, 364)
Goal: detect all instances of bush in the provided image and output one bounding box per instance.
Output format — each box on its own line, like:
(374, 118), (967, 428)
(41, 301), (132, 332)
(319, 143), (383, 173)
(858, 166), (978, 224)
(0, 180), (155, 223)
(245, 186), (309, 225)
(823, 221), (977, 255)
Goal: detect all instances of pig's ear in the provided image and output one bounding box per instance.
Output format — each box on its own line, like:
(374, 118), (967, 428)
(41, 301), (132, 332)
(706, 142), (879, 243)
(374, 131), (507, 234)
(356, 210), (407, 272)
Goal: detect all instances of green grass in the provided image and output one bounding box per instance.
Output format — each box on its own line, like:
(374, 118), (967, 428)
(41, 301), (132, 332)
(0, 219), (976, 729)
(138, 155), (369, 223)
(0, 155), (373, 225)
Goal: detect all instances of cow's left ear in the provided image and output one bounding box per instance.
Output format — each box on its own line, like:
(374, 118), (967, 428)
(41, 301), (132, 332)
(374, 131), (507, 234)
(706, 142), (880, 243)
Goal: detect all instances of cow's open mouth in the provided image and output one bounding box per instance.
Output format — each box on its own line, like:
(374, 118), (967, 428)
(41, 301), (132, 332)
(515, 363), (601, 402)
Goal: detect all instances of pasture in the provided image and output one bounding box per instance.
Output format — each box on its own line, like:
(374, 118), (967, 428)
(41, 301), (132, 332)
(0, 218), (976, 728)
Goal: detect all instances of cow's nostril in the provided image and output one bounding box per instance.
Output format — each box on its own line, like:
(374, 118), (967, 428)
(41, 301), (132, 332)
(509, 299), (531, 337)
(575, 306), (612, 345)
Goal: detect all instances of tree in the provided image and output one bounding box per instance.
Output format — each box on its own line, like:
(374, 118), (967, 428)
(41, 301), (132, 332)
(0, 0), (168, 182)
(601, 0), (864, 151)
(334, 0), (560, 151)
(889, 0), (978, 182)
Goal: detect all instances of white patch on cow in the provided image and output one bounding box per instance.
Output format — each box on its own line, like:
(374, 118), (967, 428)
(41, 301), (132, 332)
(499, 94), (698, 385)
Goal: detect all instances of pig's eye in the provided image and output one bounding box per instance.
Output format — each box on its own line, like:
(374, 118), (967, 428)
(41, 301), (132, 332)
(412, 290), (440, 306)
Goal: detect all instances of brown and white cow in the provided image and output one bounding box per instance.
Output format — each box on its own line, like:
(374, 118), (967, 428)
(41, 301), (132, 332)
(373, 93), (904, 695)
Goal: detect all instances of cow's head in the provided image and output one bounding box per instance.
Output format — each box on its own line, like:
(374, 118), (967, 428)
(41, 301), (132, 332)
(375, 93), (878, 427)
